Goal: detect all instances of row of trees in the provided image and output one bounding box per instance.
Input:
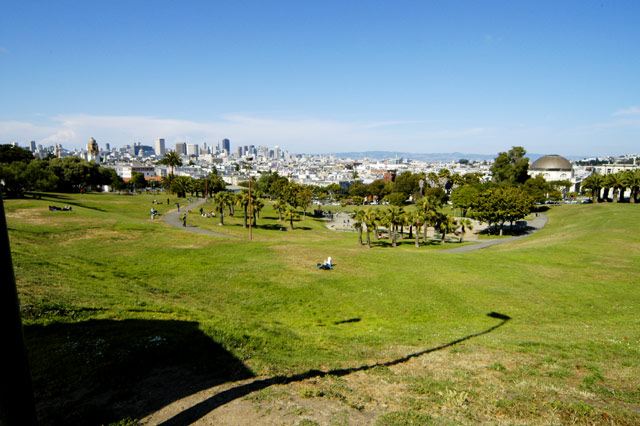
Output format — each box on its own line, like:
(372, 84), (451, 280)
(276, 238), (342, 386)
(351, 196), (474, 248)
(0, 145), (125, 196)
(581, 170), (640, 203)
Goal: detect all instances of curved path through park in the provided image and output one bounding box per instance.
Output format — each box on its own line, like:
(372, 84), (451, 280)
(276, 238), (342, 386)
(163, 198), (232, 238)
(441, 213), (548, 253)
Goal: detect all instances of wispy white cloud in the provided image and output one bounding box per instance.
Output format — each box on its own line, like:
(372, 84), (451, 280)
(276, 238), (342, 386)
(0, 113), (493, 154)
(612, 106), (640, 116)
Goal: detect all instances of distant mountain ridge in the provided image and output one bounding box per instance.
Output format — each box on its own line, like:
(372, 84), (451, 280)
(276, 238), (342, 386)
(328, 151), (561, 162)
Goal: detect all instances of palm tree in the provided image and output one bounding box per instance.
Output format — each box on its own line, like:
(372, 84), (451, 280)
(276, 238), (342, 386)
(602, 174), (615, 202)
(362, 209), (379, 248)
(611, 172), (626, 203)
(623, 170), (640, 203)
(283, 205), (299, 230)
(438, 213), (457, 243)
(457, 218), (474, 243)
(351, 210), (366, 245)
(226, 192), (237, 216)
(382, 206), (403, 247)
(273, 199), (286, 221)
(408, 210), (425, 248)
(251, 198), (264, 226)
(418, 196), (438, 243)
(237, 191), (253, 228)
(214, 191), (230, 225)
(582, 173), (603, 203)
(159, 151), (183, 177)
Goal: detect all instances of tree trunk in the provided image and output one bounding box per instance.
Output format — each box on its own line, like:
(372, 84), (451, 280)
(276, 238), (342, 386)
(243, 206), (248, 228)
(366, 230), (371, 248)
(415, 228), (420, 248)
(290, 218), (294, 230)
(219, 210), (224, 225)
(499, 221), (504, 236)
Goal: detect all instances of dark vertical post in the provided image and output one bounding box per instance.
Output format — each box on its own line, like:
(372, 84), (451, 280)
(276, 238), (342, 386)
(0, 190), (39, 426)
(247, 157), (253, 241)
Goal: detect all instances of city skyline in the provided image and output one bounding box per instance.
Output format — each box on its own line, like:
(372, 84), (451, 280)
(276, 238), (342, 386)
(1, 1), (639, 157)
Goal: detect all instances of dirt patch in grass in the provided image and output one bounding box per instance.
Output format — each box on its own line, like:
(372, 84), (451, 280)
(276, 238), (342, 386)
(140, 345), (640, 425)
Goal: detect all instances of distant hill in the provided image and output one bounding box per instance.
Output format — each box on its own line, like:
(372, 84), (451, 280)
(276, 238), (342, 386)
(327, 151), (585, 162)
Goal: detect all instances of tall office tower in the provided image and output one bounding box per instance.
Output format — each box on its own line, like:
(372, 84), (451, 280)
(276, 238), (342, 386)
(155, 138), (166, 156)
(248, 145), (255, 156)
(200, 142), (207, 155)
(274, 145), (281, 159)
(105, 143), (110, 151)
(187, 143), (199, 157)
(175, 142), (187, 155)
(242, 145), (248, 156)
(236, 147), (243, 157)
(30, 140), (36, 152)
(221, 138), (230, 155)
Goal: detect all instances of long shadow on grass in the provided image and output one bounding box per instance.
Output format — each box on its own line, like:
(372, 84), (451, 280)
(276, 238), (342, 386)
(157, 312), (511, 426)
(24, 319), (253, 426)
(38, 193), (107, 212)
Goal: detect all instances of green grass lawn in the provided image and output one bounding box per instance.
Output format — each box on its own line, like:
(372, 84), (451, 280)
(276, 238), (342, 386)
(5, 192), (640, 425)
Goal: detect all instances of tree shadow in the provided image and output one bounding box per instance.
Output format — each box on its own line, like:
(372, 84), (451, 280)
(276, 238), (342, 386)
(37, 193), (107, 212)
(333, 318), (361, 325)
(156, 312), (511, 426)
(24, 319), (253, 426)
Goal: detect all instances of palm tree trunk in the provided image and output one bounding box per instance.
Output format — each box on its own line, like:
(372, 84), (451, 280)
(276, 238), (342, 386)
(366, 230), (371, 248)
(415, 227), (420, 248)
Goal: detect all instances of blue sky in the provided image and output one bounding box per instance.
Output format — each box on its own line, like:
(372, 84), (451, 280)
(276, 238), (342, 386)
(1, 1), (639, 157)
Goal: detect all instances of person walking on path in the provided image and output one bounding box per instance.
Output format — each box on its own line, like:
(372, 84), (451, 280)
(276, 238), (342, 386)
(176, 202), (180, 212)
(182, 214), (187, 227)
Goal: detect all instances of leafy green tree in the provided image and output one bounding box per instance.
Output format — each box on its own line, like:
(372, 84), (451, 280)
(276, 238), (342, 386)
(369, 179), (392, 202)
(384, 192), (407, 206)
(0, 145), (34, 163)
(297, 186), (314, 216)
(351, 195), (365, 206)
(450, 185), (479, 216)
(522, 174), (551, 204)
(471, 187), (532, 235)
(490, 146), (529, 184)
(283, 205), (299, 230)
(130, 172), (147, 191)
(47, 157), (100, 192)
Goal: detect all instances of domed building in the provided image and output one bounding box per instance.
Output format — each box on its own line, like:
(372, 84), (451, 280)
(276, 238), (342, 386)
(529, 154), (573, 181)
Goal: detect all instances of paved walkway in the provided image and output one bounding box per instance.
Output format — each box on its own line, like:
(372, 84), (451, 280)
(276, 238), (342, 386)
(441, 213), (548, 253)
(163, 198), (232, 238)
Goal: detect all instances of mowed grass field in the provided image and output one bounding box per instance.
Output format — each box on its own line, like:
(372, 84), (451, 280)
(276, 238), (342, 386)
(5, 192), (640, 426)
